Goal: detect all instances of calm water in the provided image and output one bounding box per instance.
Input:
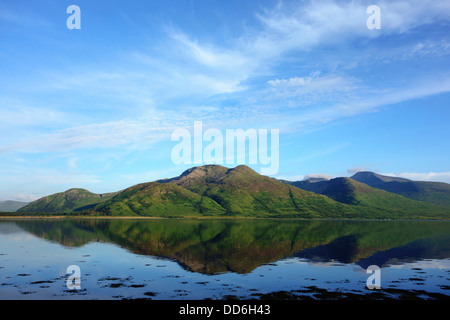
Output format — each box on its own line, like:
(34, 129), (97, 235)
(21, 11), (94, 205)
(0, 218), (449, 300)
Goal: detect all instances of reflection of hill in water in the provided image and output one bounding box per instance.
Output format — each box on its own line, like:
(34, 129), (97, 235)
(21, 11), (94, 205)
(294, 235), (361, 263)
(10, 219), (450, 274)
(357, 235), (450, 269)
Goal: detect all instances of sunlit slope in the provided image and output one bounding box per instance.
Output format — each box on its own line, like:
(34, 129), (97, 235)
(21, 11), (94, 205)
(17, 188), (118, 214)
(93, 181), (226, 217)
(92, 165), (357, 218)
(16, 165), (450, 219)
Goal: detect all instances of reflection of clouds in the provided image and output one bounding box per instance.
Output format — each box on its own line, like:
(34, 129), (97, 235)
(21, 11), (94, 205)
(388, 259), (450, 270)
(7, 233), (36, 242)
(0, 222), (26, 235)
(308, 261), (337, 268)
(298, 258), (347, 268)
(352, 265), (368, 274)
(0, 230), (41, 244)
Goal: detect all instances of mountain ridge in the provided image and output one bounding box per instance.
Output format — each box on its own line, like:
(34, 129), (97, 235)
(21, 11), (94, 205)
(0, 200), (30, 212)
(350, 171), (450, 207)
(12, 165), (450, 219)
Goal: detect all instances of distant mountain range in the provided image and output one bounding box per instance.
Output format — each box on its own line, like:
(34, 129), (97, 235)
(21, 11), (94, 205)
(0, 200), (29, 212)
(8, 165), (450, 219)
(350, 171), (450, 207)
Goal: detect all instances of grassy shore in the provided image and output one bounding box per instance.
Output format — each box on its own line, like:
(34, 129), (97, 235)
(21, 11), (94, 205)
(0, 214), (167, 219)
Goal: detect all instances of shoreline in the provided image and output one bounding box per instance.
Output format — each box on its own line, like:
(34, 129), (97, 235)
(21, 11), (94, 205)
(0, 215), (167, 220)
(0, 215), (449, 221)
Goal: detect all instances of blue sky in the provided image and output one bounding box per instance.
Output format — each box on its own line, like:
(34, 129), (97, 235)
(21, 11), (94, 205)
(1, 0), (450, 201)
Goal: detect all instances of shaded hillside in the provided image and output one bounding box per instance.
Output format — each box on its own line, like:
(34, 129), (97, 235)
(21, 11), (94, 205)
(286, 177), (448, 218)
(351, 171), (450, 207)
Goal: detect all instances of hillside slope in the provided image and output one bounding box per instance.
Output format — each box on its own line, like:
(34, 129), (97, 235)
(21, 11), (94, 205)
(18, 188), (118, 214)
(95, 165), (358, 218)
(16, 165), (450, 219)
(351, 171), (450, 207)
(287, 177), (449, 219)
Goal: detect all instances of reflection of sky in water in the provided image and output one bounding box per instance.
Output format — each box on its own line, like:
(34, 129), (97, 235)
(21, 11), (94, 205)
(0, 223), (449, 300)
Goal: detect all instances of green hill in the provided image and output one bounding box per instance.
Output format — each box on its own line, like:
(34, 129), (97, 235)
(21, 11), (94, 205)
(286, 177), (449, 219)
(94, 165), (357, 218)
(17, 188), (118, 214)
(93, 181), (226, 217)
(15, 165), (450, 219)
(351, 171), (450, 207)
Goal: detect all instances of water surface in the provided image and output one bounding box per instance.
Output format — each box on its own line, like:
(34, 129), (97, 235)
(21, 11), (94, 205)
(0, 218), (449, 300)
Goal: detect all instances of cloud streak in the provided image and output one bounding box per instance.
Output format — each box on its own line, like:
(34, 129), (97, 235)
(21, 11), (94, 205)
(382, 172), (450, 183)
(1, 0), (450, 201)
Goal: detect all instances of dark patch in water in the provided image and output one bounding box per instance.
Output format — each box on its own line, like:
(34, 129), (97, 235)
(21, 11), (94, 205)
(30, 280), (54, 285)
(408, 278), (425, 281)
(222, 295), (239, 300)
(255, 287), (450, 300)
(99, 276), (121, 281)
(20, 291), (36, 295)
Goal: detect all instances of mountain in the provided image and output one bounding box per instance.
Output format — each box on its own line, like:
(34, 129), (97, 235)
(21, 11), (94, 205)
(288, 177), (448, 218)
(94, 165), (356, 218)
(351, 171), (450, 207)
(289, 177), (370, 205)
(15, 165), (450, 219)
(17, 188), (118, 214)
(0, 200), (30, 212)
(93, 181), (227, 217)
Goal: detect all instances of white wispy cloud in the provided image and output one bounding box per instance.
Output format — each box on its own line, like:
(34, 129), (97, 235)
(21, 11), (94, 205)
(402, 40), (450, 60)
(304, 174), (333, 180)
(2, 0), (450, 156)
(0, 167), (102, 200)
(347, 167), (373, 174)
(253, 0), (450, 53)
(0, 100), (68, 129)
(382, 172), (450, 183)
(277, 75), (450, 132)
(265, 73), (359, 108)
